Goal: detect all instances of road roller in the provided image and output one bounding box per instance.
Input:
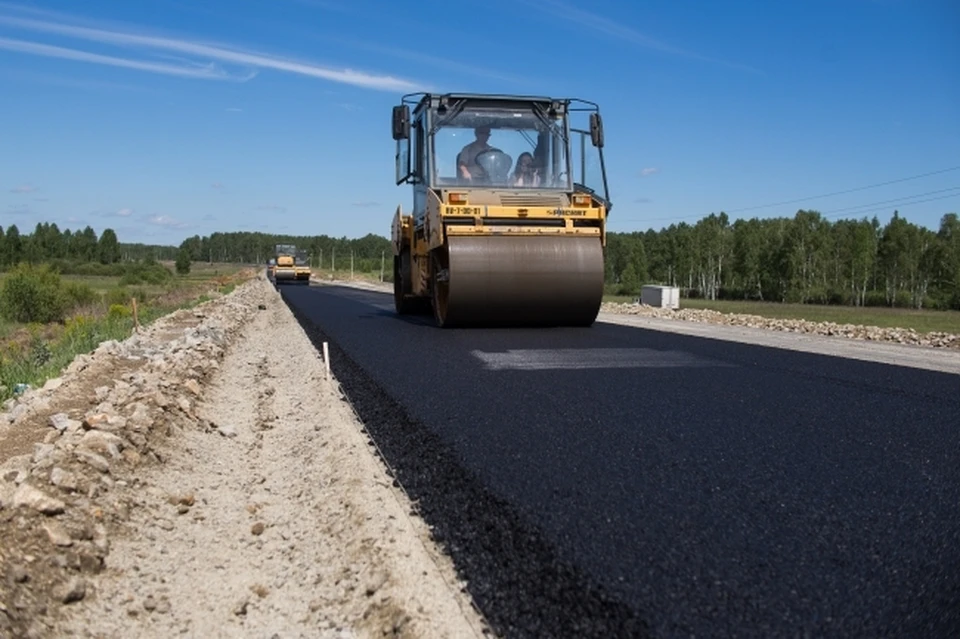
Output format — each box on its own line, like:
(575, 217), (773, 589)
(271, 244), (311, 285)
(390, 92), (612, 327)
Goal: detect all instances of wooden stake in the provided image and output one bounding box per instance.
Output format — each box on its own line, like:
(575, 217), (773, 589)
(131, 297), (140, 332)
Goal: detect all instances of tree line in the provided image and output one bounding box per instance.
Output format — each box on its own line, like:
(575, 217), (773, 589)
(3, 207), (958, 310)
(0, 222), (121, 266)
(606, 209), (960, 310)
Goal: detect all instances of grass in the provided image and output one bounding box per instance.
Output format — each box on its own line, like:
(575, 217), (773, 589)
(602, 293), (960, 335)
(311, 267), (390, 284)
(0, 262), (256, 403)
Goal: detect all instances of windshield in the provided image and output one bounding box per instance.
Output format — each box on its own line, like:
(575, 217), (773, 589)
(429, 104), (570, 190)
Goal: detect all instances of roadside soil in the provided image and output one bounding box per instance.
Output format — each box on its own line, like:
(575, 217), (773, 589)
(0, 275), (487, 638)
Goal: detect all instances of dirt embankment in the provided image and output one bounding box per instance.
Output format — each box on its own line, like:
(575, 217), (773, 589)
(0, 275), (487, 638)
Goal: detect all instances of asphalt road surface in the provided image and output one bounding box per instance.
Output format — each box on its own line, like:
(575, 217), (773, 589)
(279, 283), (960, 639)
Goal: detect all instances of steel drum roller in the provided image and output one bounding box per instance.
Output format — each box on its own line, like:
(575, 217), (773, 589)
(274, 268), (296, 281)
(434, 235), (605, 327)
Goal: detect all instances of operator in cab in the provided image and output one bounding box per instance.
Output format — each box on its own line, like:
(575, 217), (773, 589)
(456, 126), (492, 182)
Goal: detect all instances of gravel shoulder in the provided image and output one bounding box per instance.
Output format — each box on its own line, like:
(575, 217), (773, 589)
(0, 275), (487, 638)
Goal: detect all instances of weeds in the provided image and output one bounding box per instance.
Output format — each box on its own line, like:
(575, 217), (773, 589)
(0, 264), (256, 403)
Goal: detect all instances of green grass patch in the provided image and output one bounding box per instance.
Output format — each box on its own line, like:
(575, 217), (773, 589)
(312, 267), (390, 284)
(0, 262), (257, 403)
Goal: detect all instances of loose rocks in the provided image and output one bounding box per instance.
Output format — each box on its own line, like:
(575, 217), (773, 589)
(600, 302), (960, 349)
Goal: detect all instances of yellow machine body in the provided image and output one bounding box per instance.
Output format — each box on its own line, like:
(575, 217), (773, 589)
(270, 244), (311, 285)
(390, 92), (612, 327)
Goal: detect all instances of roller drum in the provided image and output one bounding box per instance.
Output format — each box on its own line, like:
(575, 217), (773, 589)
(435, 235), (604, 327)
(274, 268), (296, 282)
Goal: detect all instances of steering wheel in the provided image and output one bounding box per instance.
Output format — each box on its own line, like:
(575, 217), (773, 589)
(474, 148), (513, 184)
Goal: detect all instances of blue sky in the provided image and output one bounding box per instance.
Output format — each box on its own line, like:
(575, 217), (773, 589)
(1, 0), (957, 246)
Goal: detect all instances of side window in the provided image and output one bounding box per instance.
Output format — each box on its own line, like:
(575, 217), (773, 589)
(569, 129), (607, 201)
(413, 119), (424, 184)
(395, 135), (410, 184)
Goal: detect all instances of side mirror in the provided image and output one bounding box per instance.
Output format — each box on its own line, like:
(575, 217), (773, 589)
(392, 105), (410, 140)
(589, 113), (604, 148)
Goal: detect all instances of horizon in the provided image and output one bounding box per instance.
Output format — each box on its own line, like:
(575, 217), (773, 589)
(1, 0), (958, 246)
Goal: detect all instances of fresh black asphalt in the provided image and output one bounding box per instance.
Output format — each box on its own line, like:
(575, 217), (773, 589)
(279, 283), (960, 639)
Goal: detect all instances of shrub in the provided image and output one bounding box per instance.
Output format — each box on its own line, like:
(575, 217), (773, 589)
(118, 261), (173, 286)
(61, 280), (98, 308)
(176, 247), (191, 275)
(0, 263), (68, 323)
(107, 304), (132, 320)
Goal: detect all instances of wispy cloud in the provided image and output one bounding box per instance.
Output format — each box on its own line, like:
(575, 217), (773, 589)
(7, 203), (34, 215)
(256, 205), (287, 213)
(519, 0), (762, 75)
(640, 167), (660, 177)
(0, 6), (426, 91)
(202, 214), (217, 221)
(211, 182), (225, 189)
(9, 183), (36, 193)
(147, 214), (190, 229)
(0, 66), (169, 94)
(321, 35), (529, 85)
(93, 207), (134, 218)
(0, 36), (248, 80)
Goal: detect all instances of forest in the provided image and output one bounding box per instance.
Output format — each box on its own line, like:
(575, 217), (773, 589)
(1, 207), (958, 310)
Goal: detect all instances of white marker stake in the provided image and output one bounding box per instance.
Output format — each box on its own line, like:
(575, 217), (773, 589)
(322, 342), (330, 380)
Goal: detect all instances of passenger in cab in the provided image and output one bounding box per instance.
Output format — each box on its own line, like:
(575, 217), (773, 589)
(511, 152), (540, 187)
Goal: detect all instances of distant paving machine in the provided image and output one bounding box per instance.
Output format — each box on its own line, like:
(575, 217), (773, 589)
(270, 244), (311, 285)
(390, 92), (612, 327)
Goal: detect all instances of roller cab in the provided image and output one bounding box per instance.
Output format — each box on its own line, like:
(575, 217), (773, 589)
(391, 92), (612, 327)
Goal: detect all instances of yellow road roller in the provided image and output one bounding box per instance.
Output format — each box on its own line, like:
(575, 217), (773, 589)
(272, 244), (311, 285)
(390, 92), (612, 327)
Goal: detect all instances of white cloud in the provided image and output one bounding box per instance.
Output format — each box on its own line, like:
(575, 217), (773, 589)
(324, 35), (528, 85)
(9, 183), (36, 193)
(211, 182), (224, 189)
(0, 10), (426, 91)
(640, 167), (660, 177)
(147, 214), (189, 228)
(115, 207), (133, 217)
(0, 37), (249, 80)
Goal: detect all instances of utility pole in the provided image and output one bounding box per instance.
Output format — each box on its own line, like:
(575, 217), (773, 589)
(380, 250), (385, 282)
